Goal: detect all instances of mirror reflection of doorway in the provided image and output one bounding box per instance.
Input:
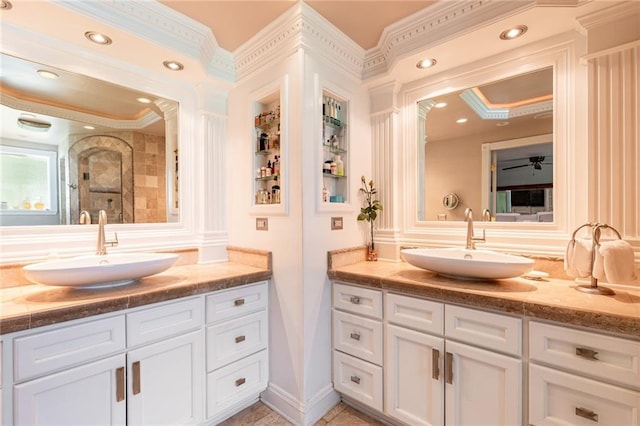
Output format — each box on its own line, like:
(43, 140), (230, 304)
(69, 136), (133, 224)
(78, 148), (123, 224)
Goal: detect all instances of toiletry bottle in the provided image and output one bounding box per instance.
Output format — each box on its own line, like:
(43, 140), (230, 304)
(266, 160), (272, 176)
(273, 156), (280, 176)
(334, 155), (344, 176)
(322, 185), (329, 203)
(330, 161), (337, 175)
(272, 177), (281, 204)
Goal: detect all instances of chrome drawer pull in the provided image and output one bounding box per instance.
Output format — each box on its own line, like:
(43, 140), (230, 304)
(234, 298), (245, 306)
(350, 375), (361, 385)
(575, 407), (598, 422)
(349, 296), (361, 305)
(235, 377), (246, 387)
(235, 335), (246, 344)
(576, 347), (599, 360)
(432, 348), (440, 380)
(350, 332), (361, 341)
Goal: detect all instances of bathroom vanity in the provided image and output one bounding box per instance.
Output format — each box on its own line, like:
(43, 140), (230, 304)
(0, 251), (271, 426)
(329, 249), (640, 426)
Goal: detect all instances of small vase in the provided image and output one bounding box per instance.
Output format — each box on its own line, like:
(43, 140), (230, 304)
(367, 246), (378, 262)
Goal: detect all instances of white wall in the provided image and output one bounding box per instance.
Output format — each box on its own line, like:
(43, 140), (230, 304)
(226, 46), (371, 423)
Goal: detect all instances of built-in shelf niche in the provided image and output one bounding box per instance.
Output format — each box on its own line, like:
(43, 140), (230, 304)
(319, 88), (350, 212)
(250, 83), (287, 216)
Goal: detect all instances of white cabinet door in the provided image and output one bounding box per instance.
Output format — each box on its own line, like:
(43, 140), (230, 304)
(14, 354), (126, 426)
(385, 324), (444, 426)
(127, 330), (204, 426)
(445, 340), (522, 426)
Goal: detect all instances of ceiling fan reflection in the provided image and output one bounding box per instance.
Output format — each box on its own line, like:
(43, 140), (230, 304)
(502, 156), (551, 171)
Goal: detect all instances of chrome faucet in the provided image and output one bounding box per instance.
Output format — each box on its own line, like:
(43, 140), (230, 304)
(465, 208), (486, 250)
(96, 210), (118, 255)
(79, 210), (91, 224)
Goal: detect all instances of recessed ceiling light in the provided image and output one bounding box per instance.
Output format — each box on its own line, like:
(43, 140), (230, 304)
(499, 25), (528, 40)
(137, 97), (152, 104)
(85, 31), (112, 45)
(456, 118), (468, 124)
(434, 102), (447, 108)
(163, 60), (184, 71)
(83, 125), (95, 130)
(1, 1), (13, 10)
(416, 58), (437, 69)
(37, 69), (59, 79)
(496, 121), (510, 127)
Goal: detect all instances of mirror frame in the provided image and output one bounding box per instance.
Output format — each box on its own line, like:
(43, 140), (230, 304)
(399, 34), (585, 254)
(0, 25), (201, 262)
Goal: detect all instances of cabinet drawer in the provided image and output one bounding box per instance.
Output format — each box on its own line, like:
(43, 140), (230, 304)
(444, 305), (521, 356)
(206, 282), (268, 324)
(333, 310), (383, 365)
(333, 350), (382, 411)
(530, 364), (640, 426)
(386, 293), (443, 335)
(206, 350), (268, 417)
(333, 283), (382, 319)
(14, 315), (125, 382)
(127, 297), (203, 347)
(207, 311), (268, 372)
(530, 321), (640, 389)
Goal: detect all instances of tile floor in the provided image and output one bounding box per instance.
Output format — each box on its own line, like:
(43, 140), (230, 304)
(218, 401), (385, 425)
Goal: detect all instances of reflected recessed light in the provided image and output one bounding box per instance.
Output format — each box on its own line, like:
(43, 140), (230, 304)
(83, 125), (95, 130)
(456, 118), (468, 124)
(163, 60), (184, 71)
(1, 1), (13, 10)
(435, 102), (447, 108)
(85, 31), (112, 45)
(496, 121), (510, 127)
(137, 97), (152, 104)
(416, 58), (437, 69)
(499, 25), (528, 40)
(37, 69), (59, 79)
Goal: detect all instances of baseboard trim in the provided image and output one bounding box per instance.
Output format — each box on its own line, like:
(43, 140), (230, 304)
(261, 383), (340, 425)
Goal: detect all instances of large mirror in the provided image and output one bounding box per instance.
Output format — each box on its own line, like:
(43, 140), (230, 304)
(0, 54), (179, 226)
(417, 67), (553, 222)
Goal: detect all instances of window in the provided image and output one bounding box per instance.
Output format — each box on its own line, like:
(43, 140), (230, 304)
(0, 145), (58, 214)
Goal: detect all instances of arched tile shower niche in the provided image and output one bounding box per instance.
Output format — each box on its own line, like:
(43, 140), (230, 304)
(68, 133), (167, 224)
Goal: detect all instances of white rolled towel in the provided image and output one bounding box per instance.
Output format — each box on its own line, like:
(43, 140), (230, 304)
(596, 240), (637, 283)
(564, 238), (593, 278)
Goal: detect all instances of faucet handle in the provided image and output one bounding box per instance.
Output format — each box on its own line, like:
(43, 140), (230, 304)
(472, 229), (486, 243)
(106, 232), (119, 248)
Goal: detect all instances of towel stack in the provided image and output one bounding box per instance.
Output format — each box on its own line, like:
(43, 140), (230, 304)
(565, 237), (637, 283)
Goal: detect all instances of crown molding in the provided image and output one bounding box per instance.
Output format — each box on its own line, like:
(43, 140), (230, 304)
(57, 0), (234, 82)
(1, 93), (163, 130)
(362, 0), (536, 80)
(233, 3), (365, 83)
(577, 0), (640, 30)
(460, 89), (553, 119)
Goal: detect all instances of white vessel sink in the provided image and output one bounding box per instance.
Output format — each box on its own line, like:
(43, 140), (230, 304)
(401, 248), (534, 280)
(23, 253), (179, 289)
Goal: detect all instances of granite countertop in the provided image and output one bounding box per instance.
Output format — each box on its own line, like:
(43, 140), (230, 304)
(1, 248), (272, 335)
(328, 258), (640, 339)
